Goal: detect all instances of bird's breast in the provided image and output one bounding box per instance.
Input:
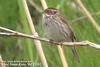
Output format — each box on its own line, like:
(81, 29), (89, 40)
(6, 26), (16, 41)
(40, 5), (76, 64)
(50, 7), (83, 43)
(43, 16), (71, 42)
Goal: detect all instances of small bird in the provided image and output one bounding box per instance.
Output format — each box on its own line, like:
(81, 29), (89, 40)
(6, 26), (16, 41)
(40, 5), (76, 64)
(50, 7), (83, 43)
(43, 8), (80, 62)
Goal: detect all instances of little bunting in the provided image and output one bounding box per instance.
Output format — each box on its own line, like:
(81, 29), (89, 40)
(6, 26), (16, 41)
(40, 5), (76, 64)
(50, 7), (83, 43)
(43, 8), (80, 62)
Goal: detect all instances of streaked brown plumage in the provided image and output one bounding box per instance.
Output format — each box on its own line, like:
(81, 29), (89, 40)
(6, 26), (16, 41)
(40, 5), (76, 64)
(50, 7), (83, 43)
(43, 8), (80, 62)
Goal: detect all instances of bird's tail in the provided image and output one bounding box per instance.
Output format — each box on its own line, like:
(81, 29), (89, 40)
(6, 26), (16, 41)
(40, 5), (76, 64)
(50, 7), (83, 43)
(71, 46), (80, 63)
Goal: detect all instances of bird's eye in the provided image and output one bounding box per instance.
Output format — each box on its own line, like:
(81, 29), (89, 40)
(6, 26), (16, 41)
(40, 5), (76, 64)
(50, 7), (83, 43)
(53, 11), (57, 14)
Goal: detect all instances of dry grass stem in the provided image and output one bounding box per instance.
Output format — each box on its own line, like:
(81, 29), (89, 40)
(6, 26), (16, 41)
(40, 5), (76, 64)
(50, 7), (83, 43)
(0, 55), (5, 67)
(22, 0), (48, 67)
(0, 31), (100, 49)
(76, 0), (100, 33)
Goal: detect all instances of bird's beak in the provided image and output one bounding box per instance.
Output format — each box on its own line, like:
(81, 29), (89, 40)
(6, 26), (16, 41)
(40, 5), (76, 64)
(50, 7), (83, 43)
(45, 13), (49, 16)
(44, 13), (53, 17)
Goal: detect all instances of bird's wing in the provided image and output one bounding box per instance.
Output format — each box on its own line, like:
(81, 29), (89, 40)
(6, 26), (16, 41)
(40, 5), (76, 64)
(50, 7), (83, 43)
(58, 15), (80, 62)
(58, 15), (76, 41)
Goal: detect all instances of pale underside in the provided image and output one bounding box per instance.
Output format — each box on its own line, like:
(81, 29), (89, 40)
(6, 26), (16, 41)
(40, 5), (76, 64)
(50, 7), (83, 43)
(43, 14), (72, 42)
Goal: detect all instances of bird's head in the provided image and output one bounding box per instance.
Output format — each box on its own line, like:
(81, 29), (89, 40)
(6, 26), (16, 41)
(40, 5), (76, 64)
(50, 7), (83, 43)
(44, 8), (58, 16)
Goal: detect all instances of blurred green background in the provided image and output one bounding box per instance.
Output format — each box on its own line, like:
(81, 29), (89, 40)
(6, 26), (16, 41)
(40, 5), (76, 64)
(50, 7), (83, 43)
(0, 0), (100, 67)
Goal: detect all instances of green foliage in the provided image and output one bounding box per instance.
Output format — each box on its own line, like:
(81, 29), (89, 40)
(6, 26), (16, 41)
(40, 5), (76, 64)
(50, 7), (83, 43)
(0, 0), (19, 60)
